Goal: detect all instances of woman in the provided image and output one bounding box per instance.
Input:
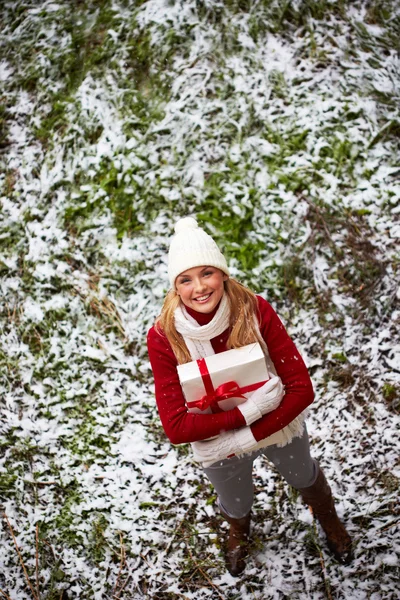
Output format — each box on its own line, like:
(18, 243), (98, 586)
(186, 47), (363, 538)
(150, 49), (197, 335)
(147, 217), (353, 576)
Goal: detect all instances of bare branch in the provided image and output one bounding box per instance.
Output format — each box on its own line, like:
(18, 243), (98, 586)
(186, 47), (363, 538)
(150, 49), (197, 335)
(3, 513), (39, 600)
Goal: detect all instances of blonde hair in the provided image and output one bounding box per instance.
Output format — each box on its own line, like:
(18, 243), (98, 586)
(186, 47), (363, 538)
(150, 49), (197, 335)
(155, 278), (265, 364)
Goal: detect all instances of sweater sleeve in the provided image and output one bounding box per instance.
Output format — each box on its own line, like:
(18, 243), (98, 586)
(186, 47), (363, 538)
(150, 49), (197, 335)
(147, 326), (247, 444)
(250, 296), (314, 442)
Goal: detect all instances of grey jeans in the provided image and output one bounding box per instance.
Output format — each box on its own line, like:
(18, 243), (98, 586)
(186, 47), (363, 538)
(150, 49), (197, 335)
(203, 425), (318, 519)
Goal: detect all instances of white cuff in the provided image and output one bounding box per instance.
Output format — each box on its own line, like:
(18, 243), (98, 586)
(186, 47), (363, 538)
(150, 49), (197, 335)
(234, 427), (258, 453)
(237, 399), (263, 425)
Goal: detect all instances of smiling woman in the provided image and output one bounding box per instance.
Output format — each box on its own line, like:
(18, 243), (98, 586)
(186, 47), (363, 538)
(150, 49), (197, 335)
(175, 266), (228, 313)
(146, 216), (353, 576)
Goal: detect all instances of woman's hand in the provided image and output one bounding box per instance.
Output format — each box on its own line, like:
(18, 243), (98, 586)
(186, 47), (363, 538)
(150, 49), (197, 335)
(238, 376), (285, 426)
(192, 427), (257, 467)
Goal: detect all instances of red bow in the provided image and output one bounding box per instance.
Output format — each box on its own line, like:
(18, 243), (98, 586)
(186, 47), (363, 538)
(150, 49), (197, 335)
(187, 358), (267, 413)
(189, 381), (247, 413)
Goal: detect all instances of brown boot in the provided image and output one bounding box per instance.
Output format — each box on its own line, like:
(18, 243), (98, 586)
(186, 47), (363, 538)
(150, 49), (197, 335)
(220, 510), (251, 576)
(299, 467), (353, 565)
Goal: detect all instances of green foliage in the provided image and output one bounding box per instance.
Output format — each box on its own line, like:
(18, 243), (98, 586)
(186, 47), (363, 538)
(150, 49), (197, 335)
(56, 3), (121, 94)
(0, 103), (10, 151)
(268, 69), (288, 100)
(90, 513), (111, 564)
(382, 383), (397, 401)
(382, 383), (399, 412)
(0, 472), (17, 495)
(64, 403), (115, 463)
(34, 97), (71, 146)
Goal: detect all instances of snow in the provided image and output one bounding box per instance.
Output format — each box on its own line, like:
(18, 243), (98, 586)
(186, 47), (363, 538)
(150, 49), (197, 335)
(0, 0), (399, 598)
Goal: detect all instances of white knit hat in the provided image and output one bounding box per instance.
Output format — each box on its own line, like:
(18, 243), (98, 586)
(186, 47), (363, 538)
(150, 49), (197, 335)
(168, 217), (230, 289)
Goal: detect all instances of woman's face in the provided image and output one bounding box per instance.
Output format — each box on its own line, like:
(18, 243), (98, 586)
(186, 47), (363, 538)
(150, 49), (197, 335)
(175, 266), (228, 313)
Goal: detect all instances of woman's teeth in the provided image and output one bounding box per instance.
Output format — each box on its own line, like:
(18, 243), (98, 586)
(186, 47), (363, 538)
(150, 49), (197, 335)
(195, 293), (211, 302)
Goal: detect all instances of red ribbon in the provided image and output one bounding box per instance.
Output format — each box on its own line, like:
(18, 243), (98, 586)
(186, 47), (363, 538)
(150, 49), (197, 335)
(188, 358), (268, 413)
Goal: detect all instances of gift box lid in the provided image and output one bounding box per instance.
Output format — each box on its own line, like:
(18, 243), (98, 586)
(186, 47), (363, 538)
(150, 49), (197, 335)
(177, 342), (267, 387)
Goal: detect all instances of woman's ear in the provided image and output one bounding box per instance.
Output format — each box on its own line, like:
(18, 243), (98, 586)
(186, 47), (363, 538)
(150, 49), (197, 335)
(223, 274), (229, 281)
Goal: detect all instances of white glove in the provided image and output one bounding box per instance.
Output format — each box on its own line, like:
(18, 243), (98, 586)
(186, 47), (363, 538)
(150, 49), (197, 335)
(237, 376), (285, 426)
(192, 427), (257, 467)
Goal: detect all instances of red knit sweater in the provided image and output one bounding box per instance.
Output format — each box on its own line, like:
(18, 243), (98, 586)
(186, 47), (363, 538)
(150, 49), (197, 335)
(147, 296), (314, 445)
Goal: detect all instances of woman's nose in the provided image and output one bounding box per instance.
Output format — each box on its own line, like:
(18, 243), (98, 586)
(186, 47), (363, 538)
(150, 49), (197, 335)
(193, 278), (206, 292)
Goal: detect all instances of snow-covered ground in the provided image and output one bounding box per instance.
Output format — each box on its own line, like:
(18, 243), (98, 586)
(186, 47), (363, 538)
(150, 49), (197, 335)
(0, 0), (399, 598)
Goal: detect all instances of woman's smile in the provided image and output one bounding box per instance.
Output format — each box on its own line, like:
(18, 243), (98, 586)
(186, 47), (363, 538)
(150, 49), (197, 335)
(193, 292), (212, 303)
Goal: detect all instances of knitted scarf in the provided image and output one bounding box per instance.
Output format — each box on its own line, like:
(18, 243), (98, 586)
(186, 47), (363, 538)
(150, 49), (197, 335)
(174, 293), (307, 450)
(174, 293), (230, 360)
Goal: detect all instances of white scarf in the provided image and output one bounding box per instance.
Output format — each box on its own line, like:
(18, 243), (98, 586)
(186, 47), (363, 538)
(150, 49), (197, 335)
(174, 293), (230, 360)
(174, 293), (307, 449)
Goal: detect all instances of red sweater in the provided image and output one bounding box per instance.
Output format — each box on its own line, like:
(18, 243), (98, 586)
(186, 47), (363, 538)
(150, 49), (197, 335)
(147, 296), (314, 445)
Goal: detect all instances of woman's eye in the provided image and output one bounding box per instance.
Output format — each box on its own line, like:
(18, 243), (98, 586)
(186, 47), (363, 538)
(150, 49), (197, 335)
(204, 271), (213, 276)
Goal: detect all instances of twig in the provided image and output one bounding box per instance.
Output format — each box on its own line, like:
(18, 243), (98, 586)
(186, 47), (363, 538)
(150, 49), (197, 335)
(112, 574), (132, 599)
(25, 480), (58, 486)
(73, 283), (126, 339)
(0, 588), (12, 600)
(301, 196), (333, 243)
(310, 508), (333, 600)
(35, 524), (40, 599)
(3, 513), (39, 600)
(380, 520), (399, 532)
(112, 532), (126, 599)
(139, 553), (152, 569)
(114, 556), (143, 598)
(317, 545), (333, 600)
(42, 539), (57, 561)
(186, 545), (225, 600)
(165, 516), (186, 554)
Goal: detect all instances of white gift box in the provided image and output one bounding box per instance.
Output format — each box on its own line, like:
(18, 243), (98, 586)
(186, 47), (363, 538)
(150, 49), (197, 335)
(177, 342), (270, 414)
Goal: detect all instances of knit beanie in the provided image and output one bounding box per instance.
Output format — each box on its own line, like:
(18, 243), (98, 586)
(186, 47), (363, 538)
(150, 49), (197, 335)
(168, 217), (230, 289)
